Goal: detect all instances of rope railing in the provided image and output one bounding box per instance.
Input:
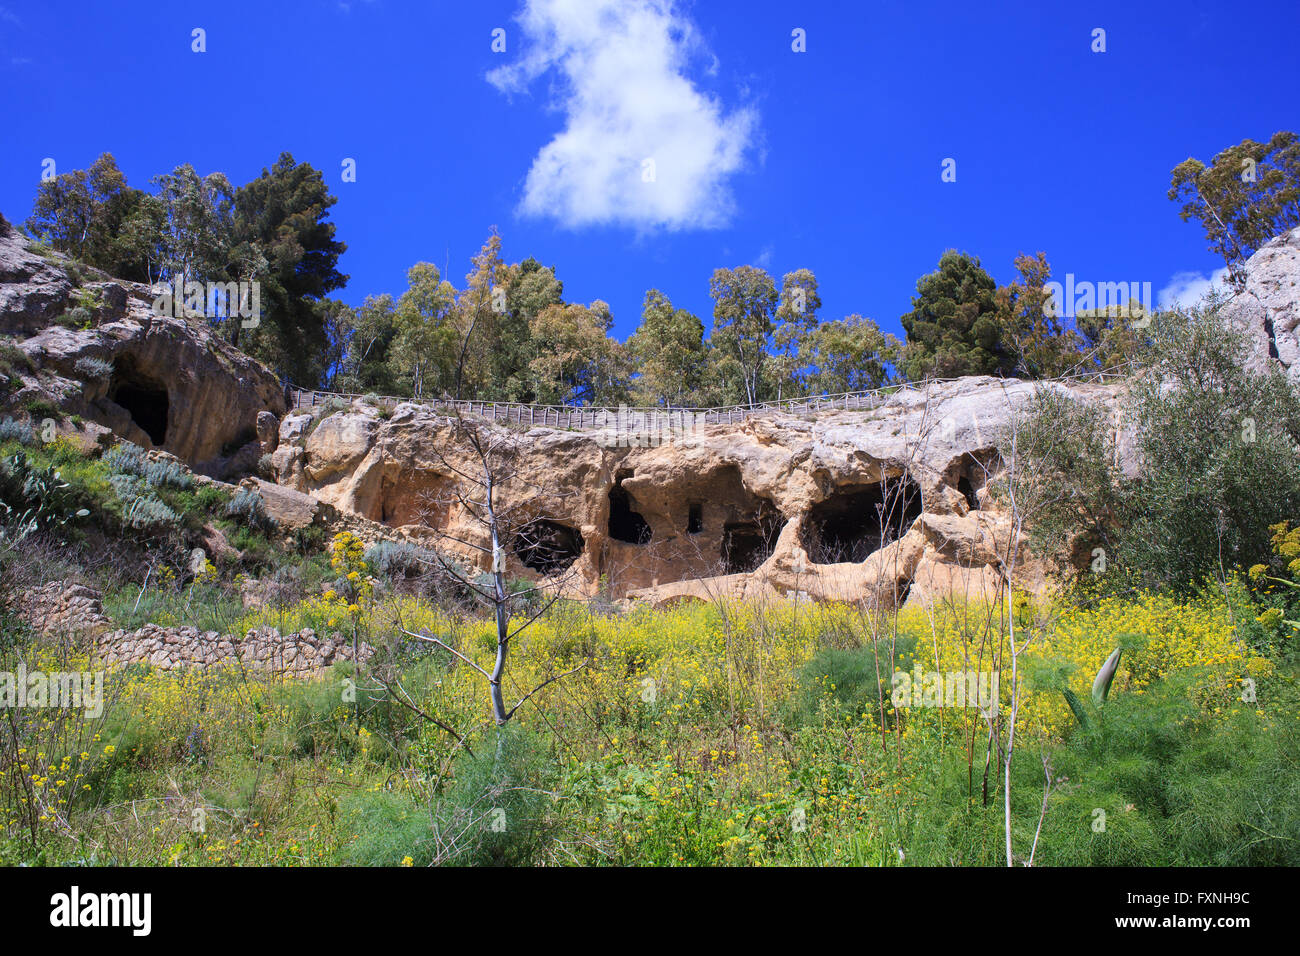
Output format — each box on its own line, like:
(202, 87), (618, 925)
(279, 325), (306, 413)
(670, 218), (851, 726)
(284, 366), (1129, 431)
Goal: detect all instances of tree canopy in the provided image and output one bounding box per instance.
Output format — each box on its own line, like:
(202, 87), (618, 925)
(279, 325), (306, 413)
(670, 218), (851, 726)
(26, 131), (1300, 405)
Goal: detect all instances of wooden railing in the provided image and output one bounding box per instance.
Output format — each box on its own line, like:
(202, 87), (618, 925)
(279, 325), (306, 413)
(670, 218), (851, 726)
(285, 367), (1127, 432)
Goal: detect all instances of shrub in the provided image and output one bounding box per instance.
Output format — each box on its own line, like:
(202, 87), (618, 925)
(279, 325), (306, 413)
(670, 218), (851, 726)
(23, 398), (61, 422)
(104, 443), (146, 476)
(333, 791), (438, 867)
(123, 494), (180, 531)
(141, 458), (193, 490)
(290, 523), (326, 554)
(0, 342), (33, 380)
(429, 725), (556, 866)
(1016, 302), (1300, 591)
(0, 450), (90, 535)
(108, 473), (148, 501)
(364, 540), (432, 578)
(55, 306), (93, 330)
(194, 484), (229, 513)
(787, 640), (916, 728)
(74, 356), (114, 381)
(0, 417), (34, 445)
(1109, 305), (1300, 589)
(73, 287), (102, 312)
(226, 487), (277, 533)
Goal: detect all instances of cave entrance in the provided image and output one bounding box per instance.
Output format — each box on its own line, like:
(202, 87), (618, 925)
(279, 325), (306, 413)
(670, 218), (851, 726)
(722, 501), (785, 574)
(513, 519), (584, 574)
(687, 502), (703, 535)
(802, 477), (922, 564)
(957, 476), (979, 511)
(109, 360), (169, 446)
(953, 451), (1001, 512)
(608, 478), (652, 544)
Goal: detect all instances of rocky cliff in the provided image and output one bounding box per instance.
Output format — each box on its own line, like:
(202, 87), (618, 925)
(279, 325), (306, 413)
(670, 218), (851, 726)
(270, 376), (1120, 607)
(0, 219), (285, 477)
(6, 215), (1300, 608)
(1221, 225), (1300, 381)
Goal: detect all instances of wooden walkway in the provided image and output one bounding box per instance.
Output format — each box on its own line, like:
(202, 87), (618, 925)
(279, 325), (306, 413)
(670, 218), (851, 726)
(286, 369), (1124, 432)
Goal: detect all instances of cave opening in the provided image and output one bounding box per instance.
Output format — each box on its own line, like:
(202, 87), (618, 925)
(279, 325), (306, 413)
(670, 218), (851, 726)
(109, 361), (169, 446)
(957, 475), (979, 511)
(801, 477), (922, 565)
(687, 502), (703, 535)
(722, 501), (785, 574)
(954, 451), (1001, 511)
(608, 479), (652, 544)
(513, 519), (584, 574)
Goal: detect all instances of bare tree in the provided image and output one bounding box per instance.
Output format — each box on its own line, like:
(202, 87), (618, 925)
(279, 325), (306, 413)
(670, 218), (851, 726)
(387, 410), (589, 735)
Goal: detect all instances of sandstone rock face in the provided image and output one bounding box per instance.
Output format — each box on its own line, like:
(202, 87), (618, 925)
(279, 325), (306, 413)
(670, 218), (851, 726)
(242, 476), (333, 532)
(256, 409), (279, 455)
(0, 225), (286, 477)
(273, 377), (1120, 607)
(1223, 226), (1300, 382)
(0, 218), (73, 335)
(303, 409), (379, 483)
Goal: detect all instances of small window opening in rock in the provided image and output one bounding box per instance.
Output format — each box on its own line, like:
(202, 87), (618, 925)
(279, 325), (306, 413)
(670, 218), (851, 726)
(608, 481), (652, 544)
(722, 503), (785, 574)
(957, 475), (979, 511)
(891, 577), (912, 606)
(687, 502), (703, 534)
(512, 519), (584, 574)
(801, 477), (922, 565)
(109, 362), (169, 446)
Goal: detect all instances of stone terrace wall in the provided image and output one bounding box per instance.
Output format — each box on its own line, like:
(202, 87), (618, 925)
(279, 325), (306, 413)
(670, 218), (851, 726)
(93, 624), (373, 674)
(15, 582), (373, 675)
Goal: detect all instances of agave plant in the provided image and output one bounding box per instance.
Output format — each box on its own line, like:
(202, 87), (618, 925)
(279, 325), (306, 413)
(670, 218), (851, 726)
(1059, 646), (1123, 729)
(1092, 647), (1123, 706)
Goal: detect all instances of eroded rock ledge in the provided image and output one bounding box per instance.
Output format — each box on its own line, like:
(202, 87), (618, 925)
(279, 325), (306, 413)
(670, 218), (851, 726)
(0, 220), (285, 478)
(271, 376), (1123, 608)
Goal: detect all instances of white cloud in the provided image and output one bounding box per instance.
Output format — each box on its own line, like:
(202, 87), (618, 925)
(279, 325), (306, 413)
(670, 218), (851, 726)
(487, 0), (757, 231)
(1157, 266), (1231, 311)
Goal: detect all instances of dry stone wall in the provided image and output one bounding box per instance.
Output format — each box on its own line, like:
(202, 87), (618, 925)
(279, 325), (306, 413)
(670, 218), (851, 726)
(15, 582), (372, 675)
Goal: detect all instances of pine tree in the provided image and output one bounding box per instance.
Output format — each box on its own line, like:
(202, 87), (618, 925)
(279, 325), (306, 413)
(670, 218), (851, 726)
(899, 251), (1008, 380)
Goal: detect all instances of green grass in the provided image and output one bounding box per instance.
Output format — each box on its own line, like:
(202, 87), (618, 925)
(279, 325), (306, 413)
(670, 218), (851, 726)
(4, 436), (1299, 867)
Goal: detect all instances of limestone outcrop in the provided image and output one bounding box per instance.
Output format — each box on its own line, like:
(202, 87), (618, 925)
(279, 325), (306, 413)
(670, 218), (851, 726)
(0, 219), (74, 334)
(0, 220), (285, 478)
(270, 377), (1120, 607)
(1222, 225), (1300, 381)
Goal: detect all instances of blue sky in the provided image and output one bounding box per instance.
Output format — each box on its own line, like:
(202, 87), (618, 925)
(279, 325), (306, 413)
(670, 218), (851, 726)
(1, 0), (1297, 341)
